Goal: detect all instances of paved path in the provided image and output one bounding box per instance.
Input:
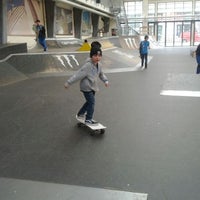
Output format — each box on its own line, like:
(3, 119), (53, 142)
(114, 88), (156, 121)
(0, 46), (199, 200)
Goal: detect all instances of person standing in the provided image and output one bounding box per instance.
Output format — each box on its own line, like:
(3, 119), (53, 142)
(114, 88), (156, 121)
(35, 19), (47, 51)
(195, 44), (200, 74)
(64, 47), (109, 125)
(139, 35), (150, 69)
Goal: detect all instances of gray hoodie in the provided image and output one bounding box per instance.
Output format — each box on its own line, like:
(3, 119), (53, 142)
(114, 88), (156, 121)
(67, 59), (108, 92)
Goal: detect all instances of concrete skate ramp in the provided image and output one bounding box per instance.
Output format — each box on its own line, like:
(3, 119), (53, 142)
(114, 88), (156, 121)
(6, 53), (89, 75)
(90, 36), (141, 50)
(0, 53), (88, 86)
(0, 61), (28, 86)
(118, 36), (141, 49)
(0, 36), (147, 86)
(0, 46), (141, 86)
(109, 35), (161, 50)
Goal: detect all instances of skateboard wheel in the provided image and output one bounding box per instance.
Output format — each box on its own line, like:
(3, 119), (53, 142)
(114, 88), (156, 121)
(77, 122), (84, 127)
(90, 131), (95, 136)
(100, 129), (105, 134)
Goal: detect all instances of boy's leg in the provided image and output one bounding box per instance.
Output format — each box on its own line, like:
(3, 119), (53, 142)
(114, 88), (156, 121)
(39, 38), (47, 51)
(196, 64), (200, 74)
(144, 54), (148, 68)
(141, 54), (144, 67)
(83, 91), (95, 121)
(77, 102), (88, 117)
(39, 37), (44, 48)
(77, 94), (88, 117)
(43, 39), (47, 51)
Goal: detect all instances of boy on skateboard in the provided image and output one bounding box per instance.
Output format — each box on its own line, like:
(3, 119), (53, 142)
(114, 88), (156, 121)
(64, 47), (109, 125)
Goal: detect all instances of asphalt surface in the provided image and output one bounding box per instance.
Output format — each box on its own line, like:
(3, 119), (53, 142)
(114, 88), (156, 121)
(0, 46), (200, 200)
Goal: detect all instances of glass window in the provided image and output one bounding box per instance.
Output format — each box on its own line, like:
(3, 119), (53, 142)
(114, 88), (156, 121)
(183, 2), (192, 14)
(81, 11), (91, 36)
(148, 3), (155, 17)
(195, 1), (200, 14)
(56, 6), (73, 35)
(124, 2), (133, 17)
(158, 3), (165, 12)
(166, 2), (174, 14)
(124, 1), (142, 18)
(135, 2), (142, 16)
(174, 2), (183, 15)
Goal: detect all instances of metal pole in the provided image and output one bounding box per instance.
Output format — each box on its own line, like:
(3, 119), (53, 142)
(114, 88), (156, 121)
(0, 0), (7, 44)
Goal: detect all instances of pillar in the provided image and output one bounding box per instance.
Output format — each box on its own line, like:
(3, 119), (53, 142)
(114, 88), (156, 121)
(91, 13), (99, 37)
(44, 0), (55, 38)
(101, 17), (110, 33)
(73, 7), (82, 39)
(0, 0), (7, 44)
(142, 0), (149, 34)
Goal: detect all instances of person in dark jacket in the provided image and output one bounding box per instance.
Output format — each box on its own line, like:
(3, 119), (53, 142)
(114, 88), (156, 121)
(35, 19), (47, 51)
(64, 47), (109, 125)
(195, 44), (200, 74)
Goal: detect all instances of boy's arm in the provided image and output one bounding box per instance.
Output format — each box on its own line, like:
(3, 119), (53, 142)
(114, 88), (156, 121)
(64, 65), (88, 89)
(99, 69), (109, 87)
(139, 42), (142, 55)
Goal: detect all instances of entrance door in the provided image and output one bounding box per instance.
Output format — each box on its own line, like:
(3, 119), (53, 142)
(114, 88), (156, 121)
(181, 21), (191, 46)
(149, 20), (199, 47)
(174, 22), (182, 46)
(194, 21), (200, 45)
(166, 22), (174, 46)
(157, 22), (165, 46)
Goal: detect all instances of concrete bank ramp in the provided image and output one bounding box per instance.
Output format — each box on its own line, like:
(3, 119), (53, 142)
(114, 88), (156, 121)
(6, 53), (89, 74)
(0, 61), (28, 86)
(0, 46), (141, 87)
(0, 177), (148, 200)
(0, 36), (147, 86)
(118, 36), (141, 49)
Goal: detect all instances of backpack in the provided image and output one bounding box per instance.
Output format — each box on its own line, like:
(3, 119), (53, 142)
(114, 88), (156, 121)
(39, 26), (46, 38)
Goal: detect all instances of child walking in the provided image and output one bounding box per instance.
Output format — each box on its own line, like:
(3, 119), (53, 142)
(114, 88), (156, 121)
(64, 47), (109, 125)
(139, 35), (150, 69)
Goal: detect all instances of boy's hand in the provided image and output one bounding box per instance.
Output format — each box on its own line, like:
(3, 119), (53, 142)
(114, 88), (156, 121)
(105, 81), (109, 87)
(64, 82), (70, 89)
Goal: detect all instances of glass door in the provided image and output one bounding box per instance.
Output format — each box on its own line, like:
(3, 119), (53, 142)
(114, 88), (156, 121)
(181, 21), (191, 46)
(174, 22), (182, 46)
(157, 22), (165, 46)
(166, 22), (174, 46)
(194, 21), (200, 45)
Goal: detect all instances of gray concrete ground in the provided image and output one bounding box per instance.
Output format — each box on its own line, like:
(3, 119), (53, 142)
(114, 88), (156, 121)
(0, 44), (200, 200)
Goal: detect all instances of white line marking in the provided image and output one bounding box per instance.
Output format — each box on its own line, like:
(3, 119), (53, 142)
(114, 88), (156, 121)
(160, 90), (200, 97)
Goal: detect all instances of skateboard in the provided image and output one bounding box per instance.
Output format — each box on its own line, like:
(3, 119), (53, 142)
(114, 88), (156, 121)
(76, 115), (106, 135)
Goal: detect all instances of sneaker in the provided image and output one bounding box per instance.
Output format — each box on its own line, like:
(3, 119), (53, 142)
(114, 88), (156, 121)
(85, 119), (98, 125)
(76, 114), (85, 120)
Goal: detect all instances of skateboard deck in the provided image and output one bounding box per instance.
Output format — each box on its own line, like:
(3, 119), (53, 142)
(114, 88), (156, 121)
(76, 115), (106, 135)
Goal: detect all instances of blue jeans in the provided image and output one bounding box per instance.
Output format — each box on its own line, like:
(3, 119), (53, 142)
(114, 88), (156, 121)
(38, 37), (47, 51)
(197, 64), (200, 74)
(141, 53), (148, 68)
(78, 91), (95, 120)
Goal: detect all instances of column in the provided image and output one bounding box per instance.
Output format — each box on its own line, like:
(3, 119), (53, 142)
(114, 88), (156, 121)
(44, 0), (55, 38)
(101, 17), (110, 34)
(142, 0), (149, 34)
(0, 0), (7, 44)
(91, 13), (99, 37)
(73, 7), (82, 39)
